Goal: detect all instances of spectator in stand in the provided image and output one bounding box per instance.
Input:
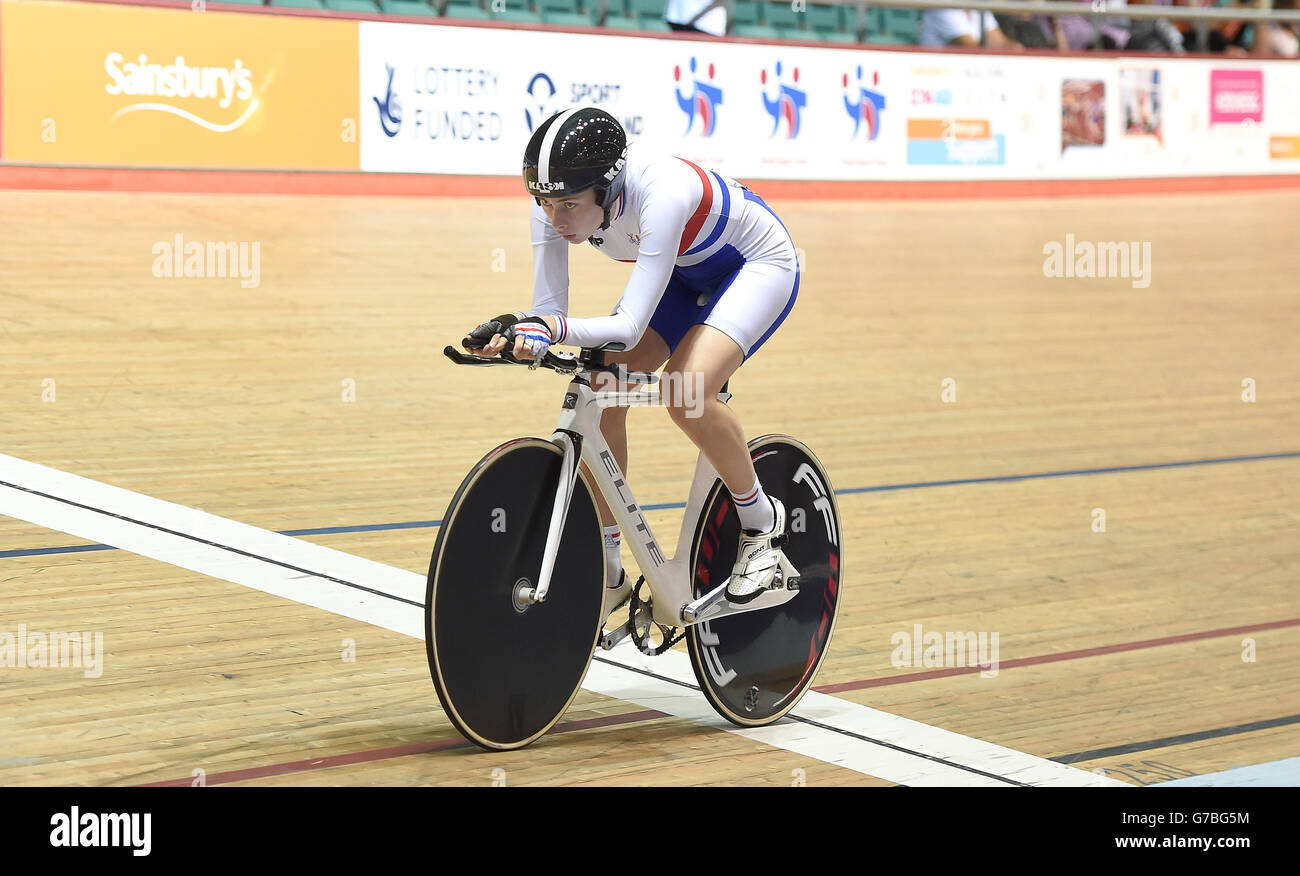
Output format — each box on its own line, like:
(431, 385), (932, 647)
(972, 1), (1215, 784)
(665, 0), (726, 35)
(1123, 0), (1188, 51)
(1247, 0), (1300, 55)
(1182, 0), (1296, 54)
(995, 1), (1066, 48)
(1167, 0), (1238, 53)
(1053, 0), (1135, 49)
(919, 7), (1022, 47)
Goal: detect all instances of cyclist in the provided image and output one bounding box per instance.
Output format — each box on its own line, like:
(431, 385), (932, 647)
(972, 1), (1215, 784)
(465, 107), (799, 616)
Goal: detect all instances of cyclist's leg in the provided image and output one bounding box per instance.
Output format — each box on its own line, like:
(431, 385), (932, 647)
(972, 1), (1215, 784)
(661, 324), (752, 495)
(665, 255), (798, 500)
(666, 255), (799, 600)
(588, 267), (706, 530)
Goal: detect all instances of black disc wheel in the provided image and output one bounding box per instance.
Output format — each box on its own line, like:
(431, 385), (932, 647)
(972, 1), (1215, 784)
(686, 435), (842, 726)
(426, 437), (605, 750)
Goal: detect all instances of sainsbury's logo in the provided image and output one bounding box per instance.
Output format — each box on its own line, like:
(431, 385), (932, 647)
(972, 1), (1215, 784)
(104, 52), (258, 132)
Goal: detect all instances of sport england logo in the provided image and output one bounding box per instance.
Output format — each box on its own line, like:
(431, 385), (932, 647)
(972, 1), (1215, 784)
(104, 52), (257, 132)
(374, 63), (402, 137)
(674, 57), (723, 137)
(844, 66), (886, 140)
(525, 72), (558, 132)
(760, 61), (806, 139)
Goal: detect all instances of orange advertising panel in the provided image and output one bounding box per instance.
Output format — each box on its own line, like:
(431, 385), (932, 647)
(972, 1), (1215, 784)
(1270, 136), (1300, 160)
(906, 118), (992, 141)
(1, 0), (359, 169)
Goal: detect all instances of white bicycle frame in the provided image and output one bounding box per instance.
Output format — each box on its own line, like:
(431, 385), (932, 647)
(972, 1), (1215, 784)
(524, 361), (799, 632)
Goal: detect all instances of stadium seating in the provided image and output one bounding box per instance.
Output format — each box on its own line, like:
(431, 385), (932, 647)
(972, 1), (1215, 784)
(488, 0), (543, 24)
(443, 0), (490, 19)
(866, 7), (921, 44)
(764, 1), (803, 39)
(209, 0), (921, 45)
(379, 0), (439, 15)
(807, 3), (858, 43)
(323, 0), (379, 11)
(538, 0), (598, 27)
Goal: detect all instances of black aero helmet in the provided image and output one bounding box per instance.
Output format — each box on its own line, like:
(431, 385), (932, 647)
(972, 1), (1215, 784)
(523, 107), (628, 229)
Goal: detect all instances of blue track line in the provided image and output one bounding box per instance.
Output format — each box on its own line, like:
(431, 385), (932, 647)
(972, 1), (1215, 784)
(3, 450), (1297, 560)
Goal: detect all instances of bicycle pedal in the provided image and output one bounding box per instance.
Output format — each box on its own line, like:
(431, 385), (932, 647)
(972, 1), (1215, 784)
(786, 576), (800, 592)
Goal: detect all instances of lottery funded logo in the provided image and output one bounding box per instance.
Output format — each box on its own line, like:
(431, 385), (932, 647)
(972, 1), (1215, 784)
(372, 62), (504, 142)
(374, 63), (402, 137)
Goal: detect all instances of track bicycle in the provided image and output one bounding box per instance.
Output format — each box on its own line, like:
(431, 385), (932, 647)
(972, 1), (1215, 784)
(426, 342), (843, 750)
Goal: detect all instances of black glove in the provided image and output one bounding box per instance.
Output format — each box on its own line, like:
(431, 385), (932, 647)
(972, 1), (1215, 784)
(463, 313), (520, 350)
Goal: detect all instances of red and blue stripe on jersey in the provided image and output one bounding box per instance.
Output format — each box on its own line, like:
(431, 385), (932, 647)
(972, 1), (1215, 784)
(676, 158), (734, 261)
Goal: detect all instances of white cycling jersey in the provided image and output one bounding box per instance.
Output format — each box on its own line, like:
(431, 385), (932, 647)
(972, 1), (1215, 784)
(530, 140), (798, 353)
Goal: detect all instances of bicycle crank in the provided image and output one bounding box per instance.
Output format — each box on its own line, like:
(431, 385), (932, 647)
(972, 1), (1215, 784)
(607, 575), (686, 656)
(681, 552), (801, 624)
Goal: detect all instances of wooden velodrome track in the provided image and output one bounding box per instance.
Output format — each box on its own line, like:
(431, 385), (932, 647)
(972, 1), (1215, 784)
(0, 183), (1296, 787)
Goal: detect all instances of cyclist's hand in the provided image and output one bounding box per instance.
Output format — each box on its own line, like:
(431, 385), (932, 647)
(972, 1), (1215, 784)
(509, 316), (555, 361)
(463, 313), (519, 358)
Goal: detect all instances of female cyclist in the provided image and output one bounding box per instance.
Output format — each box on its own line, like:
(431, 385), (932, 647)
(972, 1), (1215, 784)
(464, 106), (800, 617)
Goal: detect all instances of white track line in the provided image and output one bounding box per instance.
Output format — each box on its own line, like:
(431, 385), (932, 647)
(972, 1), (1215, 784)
(0, 452), (1123, 787)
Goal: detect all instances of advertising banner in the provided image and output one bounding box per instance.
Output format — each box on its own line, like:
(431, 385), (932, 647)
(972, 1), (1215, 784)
(1, 0), (360, 169)
(3, 1), (1297, 181)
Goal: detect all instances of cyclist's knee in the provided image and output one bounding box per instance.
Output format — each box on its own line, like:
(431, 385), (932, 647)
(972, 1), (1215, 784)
(664, 382), (712, 430)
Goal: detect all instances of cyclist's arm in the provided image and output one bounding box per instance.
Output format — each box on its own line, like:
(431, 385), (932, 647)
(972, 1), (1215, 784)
(530, 201), (570, 316)
(549, 167), (697, 349)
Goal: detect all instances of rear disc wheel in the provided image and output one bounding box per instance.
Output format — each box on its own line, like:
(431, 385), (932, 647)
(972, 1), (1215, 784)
(686, 435), (843, 726)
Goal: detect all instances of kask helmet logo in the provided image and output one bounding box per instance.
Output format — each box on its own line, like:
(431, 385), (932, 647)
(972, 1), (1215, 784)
(603, 155), (626, 182)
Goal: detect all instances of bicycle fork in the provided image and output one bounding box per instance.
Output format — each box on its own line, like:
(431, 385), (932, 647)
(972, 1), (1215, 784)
(524, 430), (582, 606)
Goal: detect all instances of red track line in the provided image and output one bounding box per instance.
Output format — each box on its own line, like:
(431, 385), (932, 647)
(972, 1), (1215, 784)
(814, 617), (1300, 694)
(134, 616), (1298, 786)
(136, 708), (668, 787)
(4, 165), (1300, 200)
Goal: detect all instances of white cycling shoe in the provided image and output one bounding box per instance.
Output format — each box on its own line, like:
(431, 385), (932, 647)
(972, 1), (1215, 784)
(726, 497), (789, 605)
(603, 569), (632, 623)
